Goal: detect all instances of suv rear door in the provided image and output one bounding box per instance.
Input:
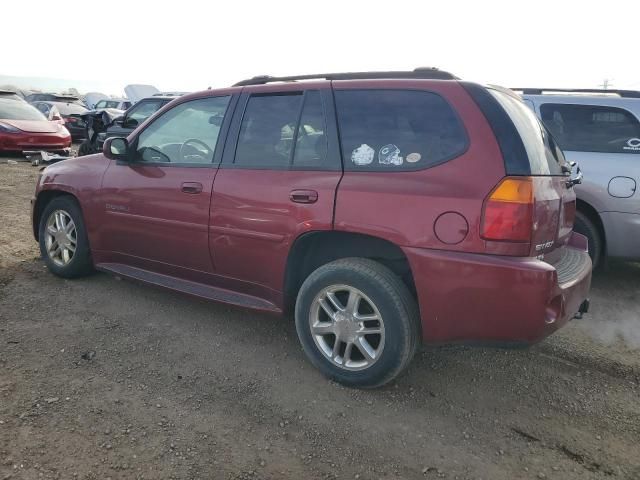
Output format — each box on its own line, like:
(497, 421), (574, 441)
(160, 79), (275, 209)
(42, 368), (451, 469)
(209, 83), (342, 305)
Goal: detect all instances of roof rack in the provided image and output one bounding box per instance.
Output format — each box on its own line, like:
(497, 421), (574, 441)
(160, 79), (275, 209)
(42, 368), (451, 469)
(233, 67), (457, 87)
(512, 88), (640, 99)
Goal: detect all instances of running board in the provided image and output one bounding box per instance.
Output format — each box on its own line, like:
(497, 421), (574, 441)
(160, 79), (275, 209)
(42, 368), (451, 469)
(96, 263), (281, 313)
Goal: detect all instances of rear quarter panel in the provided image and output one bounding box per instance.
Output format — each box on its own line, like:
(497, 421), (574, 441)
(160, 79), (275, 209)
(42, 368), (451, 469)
(333, 80), (505, 252)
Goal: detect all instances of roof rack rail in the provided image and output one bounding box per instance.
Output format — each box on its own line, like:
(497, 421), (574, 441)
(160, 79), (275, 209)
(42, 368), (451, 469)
(512, 88), (640, 99)
(233, 67), (457, 87)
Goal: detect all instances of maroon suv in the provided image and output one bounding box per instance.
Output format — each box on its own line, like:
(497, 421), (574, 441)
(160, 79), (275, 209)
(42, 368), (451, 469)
(32, 68), (592, 387)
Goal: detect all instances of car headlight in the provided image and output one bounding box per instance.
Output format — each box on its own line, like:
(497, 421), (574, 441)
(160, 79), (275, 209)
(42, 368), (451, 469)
(0, 121), (20, 133)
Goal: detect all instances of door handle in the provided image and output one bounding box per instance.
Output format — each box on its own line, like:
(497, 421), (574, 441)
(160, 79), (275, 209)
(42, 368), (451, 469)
(290, 189), (318, 204)
(181, 182), (203, 194)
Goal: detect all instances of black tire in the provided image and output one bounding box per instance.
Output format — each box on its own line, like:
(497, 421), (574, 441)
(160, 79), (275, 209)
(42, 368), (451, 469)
(573, 211), (602, 268)
(295, 258), (420, 388)
(38, 196), (93, 278)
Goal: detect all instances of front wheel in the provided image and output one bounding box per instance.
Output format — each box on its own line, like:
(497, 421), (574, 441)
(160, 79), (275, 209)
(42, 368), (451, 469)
(295, 258), (420, 388)
(38, 196), (93, 278)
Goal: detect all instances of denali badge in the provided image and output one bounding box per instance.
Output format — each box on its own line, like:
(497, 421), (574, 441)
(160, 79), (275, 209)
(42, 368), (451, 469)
(106, 203), (129, 212)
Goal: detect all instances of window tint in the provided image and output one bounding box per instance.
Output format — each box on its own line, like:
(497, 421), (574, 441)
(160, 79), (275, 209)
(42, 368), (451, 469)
(334, 90), (467, 171)
(135, 96), (230, 164)
(235, 94), (303, 167)
(293, 91), (327, 167)
(489, 89), (564, 175)
(540, 103), (640, 154)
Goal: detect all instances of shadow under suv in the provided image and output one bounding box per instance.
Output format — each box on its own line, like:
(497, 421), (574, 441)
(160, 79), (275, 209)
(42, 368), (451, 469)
(31, 69), (592, 387)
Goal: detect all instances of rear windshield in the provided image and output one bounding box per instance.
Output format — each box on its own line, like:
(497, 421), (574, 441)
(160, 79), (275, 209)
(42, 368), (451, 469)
(489, 89), (564, 175)
(335, 90), (468, 171)
(51, 102), (88, 115)
(0, 98), (47, 121)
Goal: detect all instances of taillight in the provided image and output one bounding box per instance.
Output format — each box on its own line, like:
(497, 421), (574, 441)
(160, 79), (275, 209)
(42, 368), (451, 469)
(481, 177), (534, 242)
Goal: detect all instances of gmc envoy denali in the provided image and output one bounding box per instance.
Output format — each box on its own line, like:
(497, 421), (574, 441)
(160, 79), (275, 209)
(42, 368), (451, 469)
(31, 68), (592, 387)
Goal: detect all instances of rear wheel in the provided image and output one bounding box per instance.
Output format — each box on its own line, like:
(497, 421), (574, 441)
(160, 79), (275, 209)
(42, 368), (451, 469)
(38, 196), (93, 278)
(295, 258), (420, 388)
(573, 211), (602, 268)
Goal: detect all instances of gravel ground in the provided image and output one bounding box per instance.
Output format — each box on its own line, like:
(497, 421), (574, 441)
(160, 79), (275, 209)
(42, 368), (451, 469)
(1, 155), (639, 480)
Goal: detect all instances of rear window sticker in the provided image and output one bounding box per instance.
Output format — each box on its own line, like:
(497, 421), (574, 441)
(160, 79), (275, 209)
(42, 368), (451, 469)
(623, 138), (640, 151)
(351, 144), (375, 165)
(379, 144), (403, 165)
(406, 152), (422, 163)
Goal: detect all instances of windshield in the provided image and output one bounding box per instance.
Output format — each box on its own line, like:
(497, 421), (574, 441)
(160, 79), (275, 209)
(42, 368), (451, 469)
(95, 100), (123, 109)
(489, 89), (565, 175)
(0, 98), (47, 121)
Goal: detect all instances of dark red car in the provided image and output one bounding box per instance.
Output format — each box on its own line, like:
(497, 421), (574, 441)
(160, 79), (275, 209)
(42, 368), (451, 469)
(31, 69), (591, 387)
(0, 95), (71, 153)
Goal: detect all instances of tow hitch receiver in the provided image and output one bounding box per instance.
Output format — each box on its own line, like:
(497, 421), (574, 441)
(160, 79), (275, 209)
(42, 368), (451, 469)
(573, 299), (590, 320)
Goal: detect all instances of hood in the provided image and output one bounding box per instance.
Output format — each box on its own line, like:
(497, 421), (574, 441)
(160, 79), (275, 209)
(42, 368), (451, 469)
(2, 119), (59, 133)
(84, 92), (109, 109)
(124, 84), (159, 103)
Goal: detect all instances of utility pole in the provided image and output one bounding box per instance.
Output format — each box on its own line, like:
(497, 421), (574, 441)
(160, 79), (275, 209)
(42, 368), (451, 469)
(599, 78), (613, 90)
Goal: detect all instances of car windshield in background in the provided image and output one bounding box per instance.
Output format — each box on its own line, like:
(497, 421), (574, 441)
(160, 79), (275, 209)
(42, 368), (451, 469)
(95, 100), (123, 109)
(0, 98), (47, 120)
(489, 89), (564, 175)
(540, 103), (640, 154)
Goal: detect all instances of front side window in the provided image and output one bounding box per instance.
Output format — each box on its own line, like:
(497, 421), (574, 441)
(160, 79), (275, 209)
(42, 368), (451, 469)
(135, 96), (230, 164)
(540, 103), (640, 154)
(234, 91), (329, 169)
(335, 89), (468, 171)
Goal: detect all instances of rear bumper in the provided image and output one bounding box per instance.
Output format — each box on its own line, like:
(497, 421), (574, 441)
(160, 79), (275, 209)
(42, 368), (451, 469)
(404, 232), (592, 344)
(600, 211), (640, 259)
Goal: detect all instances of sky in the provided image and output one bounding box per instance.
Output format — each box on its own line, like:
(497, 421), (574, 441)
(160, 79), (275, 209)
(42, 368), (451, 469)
(2, 0), (640, 96)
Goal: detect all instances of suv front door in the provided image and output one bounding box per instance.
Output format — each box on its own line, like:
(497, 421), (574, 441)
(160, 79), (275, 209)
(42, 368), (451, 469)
(96, 94), (235, 280)
(209, 84), (342, 305)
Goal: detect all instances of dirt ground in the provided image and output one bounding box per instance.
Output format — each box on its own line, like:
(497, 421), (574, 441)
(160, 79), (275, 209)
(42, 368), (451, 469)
(1, 154), (639, 480)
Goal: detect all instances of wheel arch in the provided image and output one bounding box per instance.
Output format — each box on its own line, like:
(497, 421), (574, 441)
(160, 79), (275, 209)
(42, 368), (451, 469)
(283, 230), (417, 314)
(33, 190), (81, 240)
(575, 198), (606, 256)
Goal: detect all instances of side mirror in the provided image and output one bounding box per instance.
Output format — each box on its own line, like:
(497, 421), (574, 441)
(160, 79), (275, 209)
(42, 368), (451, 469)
(104, 137), (130, 160)
(113, 115), (125, 126)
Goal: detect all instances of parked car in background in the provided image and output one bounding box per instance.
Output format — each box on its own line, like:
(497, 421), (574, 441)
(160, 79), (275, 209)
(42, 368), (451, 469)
(32, 101), (90, 140)
(0, 89), (25, 102)
(96, 95), (178, 150)
(94, 98), (132, 111)
(519, 88), (640, 267)
(26, 93), (85, 107)
(84, 92), (109, 109)
(32, 69), (591, 387)
(0, 95), (70, 153)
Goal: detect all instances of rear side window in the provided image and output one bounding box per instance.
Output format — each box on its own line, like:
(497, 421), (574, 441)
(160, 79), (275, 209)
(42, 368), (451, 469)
(540, 103), (640, 154)
(489, 89), (564, 175)
(334, 90), (468, 171)
(234, 91), (329, 169)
